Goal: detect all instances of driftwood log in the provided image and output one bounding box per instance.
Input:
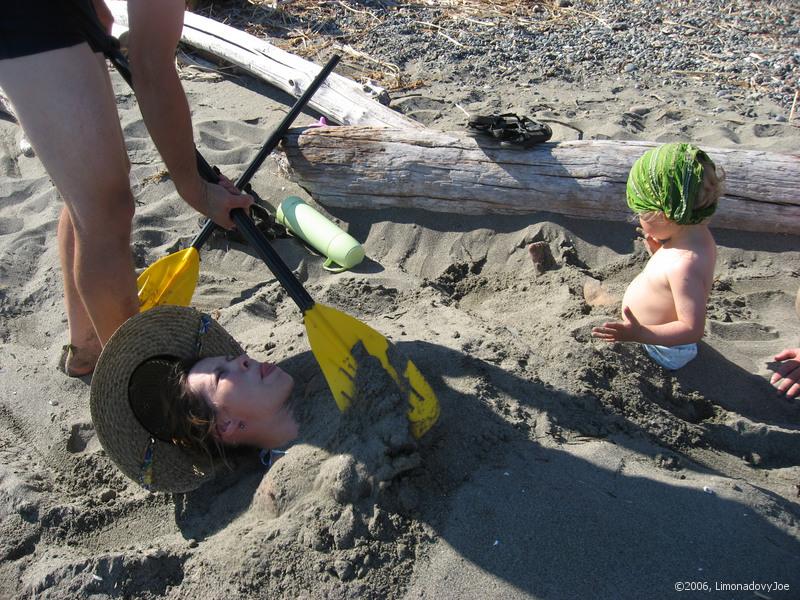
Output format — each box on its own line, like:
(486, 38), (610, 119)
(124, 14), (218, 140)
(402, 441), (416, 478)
(107, 1), (421, 130)
(277, 127), (800, 235)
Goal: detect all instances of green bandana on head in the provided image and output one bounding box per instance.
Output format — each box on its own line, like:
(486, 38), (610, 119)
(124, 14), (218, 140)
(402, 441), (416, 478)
(626, 143), (717, 225)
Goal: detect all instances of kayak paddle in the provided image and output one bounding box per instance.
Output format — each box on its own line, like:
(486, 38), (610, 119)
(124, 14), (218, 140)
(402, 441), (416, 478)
(231, 210), (440, 438)
(105, 44), (439, 437)
(132, 54), (341, 310)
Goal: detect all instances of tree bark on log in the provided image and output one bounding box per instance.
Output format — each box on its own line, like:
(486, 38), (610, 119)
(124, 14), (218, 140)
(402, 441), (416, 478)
(106, 1), (421, 130)
(276, 126), (800, 235)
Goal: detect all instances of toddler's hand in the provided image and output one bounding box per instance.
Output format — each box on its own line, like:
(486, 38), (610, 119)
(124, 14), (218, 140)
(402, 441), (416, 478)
(591, 306), (642, 343)
(770, 348), (800, 398)
(643, 235), (662, 256)
(636, 227), (661, 255)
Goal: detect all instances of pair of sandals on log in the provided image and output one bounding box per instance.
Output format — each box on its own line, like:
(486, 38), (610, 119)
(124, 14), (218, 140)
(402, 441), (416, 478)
(467, 113), (553, 148)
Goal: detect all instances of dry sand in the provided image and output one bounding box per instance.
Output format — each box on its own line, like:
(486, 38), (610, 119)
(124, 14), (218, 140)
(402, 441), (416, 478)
(1, 13), (800, 600)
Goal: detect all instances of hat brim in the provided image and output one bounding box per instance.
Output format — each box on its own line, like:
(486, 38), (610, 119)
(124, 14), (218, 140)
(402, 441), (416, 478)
(90, 305), (242, 493)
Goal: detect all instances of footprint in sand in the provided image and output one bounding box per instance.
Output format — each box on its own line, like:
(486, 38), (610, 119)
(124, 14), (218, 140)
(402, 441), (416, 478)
(796, 287), (800, 317)
(198, 118), (265, 145)
(707, 320), (778, 341)
(122, 119), (150, 140)
(65, 422), (96, 454)
(0, 216), (23, 236)
(132, 225), (171, 249)
(582, 276), (619, 307)
(752, 123), (781, 138)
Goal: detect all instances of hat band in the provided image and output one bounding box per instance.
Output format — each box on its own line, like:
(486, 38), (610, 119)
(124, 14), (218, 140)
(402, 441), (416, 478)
(139, 437), (155, 490)
(195, 314), (212, 354)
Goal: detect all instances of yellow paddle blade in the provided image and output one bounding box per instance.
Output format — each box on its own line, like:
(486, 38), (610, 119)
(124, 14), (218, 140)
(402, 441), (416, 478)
(402, 359), (439, 439)
(136, 248), (200, 312)
(304, 303), (440, 438)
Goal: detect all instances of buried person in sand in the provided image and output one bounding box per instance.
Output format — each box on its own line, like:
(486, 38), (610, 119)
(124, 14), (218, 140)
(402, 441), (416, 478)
(0, 0), (252, 376)
(591, 143), (725, 370)
(90, 305), (299, 493)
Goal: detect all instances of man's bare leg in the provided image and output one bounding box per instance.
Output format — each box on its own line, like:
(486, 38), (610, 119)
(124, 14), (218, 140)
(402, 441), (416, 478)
(58, 207), (102, 375)
(0, 44), (138, 350)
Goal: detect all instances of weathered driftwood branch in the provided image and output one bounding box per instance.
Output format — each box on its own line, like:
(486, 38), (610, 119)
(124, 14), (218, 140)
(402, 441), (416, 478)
(107, 1), (421, 130)
(276, 127), (800, 235)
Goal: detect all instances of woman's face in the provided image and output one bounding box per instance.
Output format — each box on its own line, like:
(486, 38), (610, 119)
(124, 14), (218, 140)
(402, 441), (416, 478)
(187, 354), (296, 446)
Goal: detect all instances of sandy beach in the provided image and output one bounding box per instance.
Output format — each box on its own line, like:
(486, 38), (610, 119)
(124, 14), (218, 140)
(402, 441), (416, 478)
(1, 1), (799, 599)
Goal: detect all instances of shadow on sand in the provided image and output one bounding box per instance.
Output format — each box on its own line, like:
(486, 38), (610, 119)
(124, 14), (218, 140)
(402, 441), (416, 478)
(172, 338), (800, 599)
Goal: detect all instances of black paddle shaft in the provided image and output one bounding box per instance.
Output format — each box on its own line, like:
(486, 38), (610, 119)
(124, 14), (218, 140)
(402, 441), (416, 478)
(190, 53), (340, 249)
(102, 46), (339, 249)
(231, 208), (314, 312)
(103, 43), (337, 313)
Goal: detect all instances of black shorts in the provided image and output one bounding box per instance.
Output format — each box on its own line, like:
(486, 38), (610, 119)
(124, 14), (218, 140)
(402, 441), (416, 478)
(0, 0), (116, 60)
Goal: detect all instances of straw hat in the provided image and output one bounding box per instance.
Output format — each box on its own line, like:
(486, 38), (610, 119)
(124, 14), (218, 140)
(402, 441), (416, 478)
(90, 305), (242, 493)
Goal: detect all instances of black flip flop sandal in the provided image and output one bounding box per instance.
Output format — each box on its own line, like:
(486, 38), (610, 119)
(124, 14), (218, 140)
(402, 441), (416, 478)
(467, 113), (553, 148)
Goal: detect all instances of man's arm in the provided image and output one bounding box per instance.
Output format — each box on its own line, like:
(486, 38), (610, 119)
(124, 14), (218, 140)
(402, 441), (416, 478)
(91, 0), (114, 33)
(126, 0), (250, 228)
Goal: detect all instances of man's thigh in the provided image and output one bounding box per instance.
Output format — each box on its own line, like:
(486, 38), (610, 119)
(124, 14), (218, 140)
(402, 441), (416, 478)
(0, 43), (130, 228)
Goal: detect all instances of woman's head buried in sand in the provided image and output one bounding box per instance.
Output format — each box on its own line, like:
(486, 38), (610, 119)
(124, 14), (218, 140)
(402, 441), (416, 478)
(172, 353), (298, 451)
(89, 305), (300, 493)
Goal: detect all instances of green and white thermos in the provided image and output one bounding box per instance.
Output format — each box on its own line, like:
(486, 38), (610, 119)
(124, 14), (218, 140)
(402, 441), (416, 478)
(275, 196), (365, 272)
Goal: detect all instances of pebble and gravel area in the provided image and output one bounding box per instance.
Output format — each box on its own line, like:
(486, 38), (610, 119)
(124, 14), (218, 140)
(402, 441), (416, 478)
(210, 0), (799, 113)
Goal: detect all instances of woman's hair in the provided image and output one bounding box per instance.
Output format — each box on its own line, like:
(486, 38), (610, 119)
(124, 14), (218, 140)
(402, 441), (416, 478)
(164, 358), (229, 463)
(636, 157), (726, 224)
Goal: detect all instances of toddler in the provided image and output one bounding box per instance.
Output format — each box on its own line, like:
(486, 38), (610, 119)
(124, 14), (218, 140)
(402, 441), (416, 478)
(591, 143), (724, 370)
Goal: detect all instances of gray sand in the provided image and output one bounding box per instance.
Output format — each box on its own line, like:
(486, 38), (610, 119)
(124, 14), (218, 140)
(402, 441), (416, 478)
(1, 1), (799, 598)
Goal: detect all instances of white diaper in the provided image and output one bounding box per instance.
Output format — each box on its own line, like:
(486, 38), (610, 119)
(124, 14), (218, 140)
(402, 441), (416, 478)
(642, 343), (698, 370)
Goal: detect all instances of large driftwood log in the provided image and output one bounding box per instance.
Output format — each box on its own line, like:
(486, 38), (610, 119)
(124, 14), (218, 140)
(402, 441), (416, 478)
(277, 127), (800, 235)
(107, 1), (421, 130)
